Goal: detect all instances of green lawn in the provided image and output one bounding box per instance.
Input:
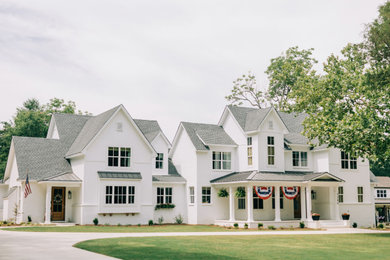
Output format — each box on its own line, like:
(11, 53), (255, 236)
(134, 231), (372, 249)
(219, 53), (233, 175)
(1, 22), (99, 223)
(74, 234), (390, 260)
(2, 224), (247, 233)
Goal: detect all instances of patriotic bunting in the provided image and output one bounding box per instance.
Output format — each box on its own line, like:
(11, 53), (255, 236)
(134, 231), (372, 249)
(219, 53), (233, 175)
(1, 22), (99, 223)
(281, 186), (299, 200)
(254, 186), (273, 200)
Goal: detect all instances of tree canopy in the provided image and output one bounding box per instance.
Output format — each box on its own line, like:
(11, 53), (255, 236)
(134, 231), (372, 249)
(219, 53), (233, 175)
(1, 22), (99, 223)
(0, 98), (88, 178)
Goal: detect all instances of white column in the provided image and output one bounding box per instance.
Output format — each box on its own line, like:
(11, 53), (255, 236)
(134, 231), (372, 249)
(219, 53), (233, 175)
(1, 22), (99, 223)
(274, 185), (281, 222)
(229, 186), (235, 222)
(18, 186), (24, 224)
(334, 186), (341, 220)
(45, 184), (52, 224)
(300, 186), (306, 221)
(329, 186), (334, 220)
(306, 185), (313, 221)
(247, 185), (254, 222)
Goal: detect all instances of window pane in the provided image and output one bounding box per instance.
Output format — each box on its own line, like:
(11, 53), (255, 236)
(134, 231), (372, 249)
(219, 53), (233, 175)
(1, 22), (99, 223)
(267, 136), (274, 145)
(247, 137), (252, 146)
(223, 152), (231, 161)
(292, 151), (300, 166)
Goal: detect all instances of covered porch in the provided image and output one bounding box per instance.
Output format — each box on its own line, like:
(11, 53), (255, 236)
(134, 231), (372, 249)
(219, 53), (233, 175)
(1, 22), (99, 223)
(211, 171), (347, 229)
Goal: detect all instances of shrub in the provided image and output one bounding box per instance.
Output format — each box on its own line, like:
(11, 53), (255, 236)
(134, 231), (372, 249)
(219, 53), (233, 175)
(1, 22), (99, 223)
(117, 223), (121, 226)
(137, 224), (141, 227)
(218, 188), (229, 197)
(158, 216), (164, 225)
(155, 204), (176, 210)
(93, 218), (99, 226)
(268, 225), (276, 230)
(258, 223), (263, 229)
(378, 223), (384, 229)
(104, 223), (110, 226)
(299, 222), (305, 228)
(27, 216), (32, 223)
(233, 223), (239, 229)
(352, 222), (357, 228)
(3, 221), (7, 225)
(175, 214), (184, 224)
(244, 223), (248, 229)
(148, 220), (154, 226)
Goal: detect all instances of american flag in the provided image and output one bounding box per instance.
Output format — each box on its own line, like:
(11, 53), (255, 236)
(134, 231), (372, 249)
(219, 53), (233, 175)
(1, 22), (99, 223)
(24, 174), (32, 198)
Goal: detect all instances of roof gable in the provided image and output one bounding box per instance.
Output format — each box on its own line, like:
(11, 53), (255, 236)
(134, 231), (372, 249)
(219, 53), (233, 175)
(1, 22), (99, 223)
(134, 119), (171, 147)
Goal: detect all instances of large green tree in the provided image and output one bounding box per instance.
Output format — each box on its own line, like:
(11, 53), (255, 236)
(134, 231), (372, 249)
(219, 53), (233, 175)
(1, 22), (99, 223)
(265, 46), (318, 111)
(0, 98), (87, 178)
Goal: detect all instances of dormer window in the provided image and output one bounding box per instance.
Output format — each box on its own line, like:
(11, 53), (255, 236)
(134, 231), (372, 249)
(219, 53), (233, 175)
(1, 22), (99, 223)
(212, 152), (231, 170)
(267, 136), (275, 165)
(108, 147), (131, 167)
(247, 137), (253, 166)
(155, 153), (164, 169)
(292, 151), (308, 167)
(268, 120), (273, 130)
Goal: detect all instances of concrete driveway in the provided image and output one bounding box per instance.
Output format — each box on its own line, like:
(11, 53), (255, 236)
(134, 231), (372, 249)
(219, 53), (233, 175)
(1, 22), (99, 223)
(0, 228), (388, 260)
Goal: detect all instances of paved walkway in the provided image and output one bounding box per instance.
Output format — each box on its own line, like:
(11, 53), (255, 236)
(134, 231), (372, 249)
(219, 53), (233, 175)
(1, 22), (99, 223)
(0, 228), (389, 260)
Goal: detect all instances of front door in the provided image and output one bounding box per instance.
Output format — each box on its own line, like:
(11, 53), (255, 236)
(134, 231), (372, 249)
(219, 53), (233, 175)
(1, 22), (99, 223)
(294, 193), (301, 219)
(51, 187), (65, 221)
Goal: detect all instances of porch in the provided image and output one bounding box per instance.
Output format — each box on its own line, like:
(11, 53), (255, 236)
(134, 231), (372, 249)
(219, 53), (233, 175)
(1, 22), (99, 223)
(211, 172), (347, 229)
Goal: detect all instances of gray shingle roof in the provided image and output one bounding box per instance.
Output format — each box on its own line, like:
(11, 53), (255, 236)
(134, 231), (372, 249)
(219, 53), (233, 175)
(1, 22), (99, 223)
(52, 113), (91, 147)
(133, 119), (165, 144)
(13, 136), (72, 181)
(153, 159), (186, 183)
(181, 122), (237, 151)
(227, 105), (258, 130)
(211, 171), (343, 183)
(243, 107), (272, 131)
(66, 106), (120, 157)
(98, 171), (142, 179)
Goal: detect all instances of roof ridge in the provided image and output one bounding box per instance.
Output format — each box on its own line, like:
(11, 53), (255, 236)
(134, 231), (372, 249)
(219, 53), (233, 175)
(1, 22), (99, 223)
(181, 121), (221, 127)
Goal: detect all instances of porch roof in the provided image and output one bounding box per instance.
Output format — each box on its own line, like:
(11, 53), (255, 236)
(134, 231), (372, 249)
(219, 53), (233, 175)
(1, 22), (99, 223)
(39, 172), (82, 182)
(210, 171), (344, 184)
(98, 171), (142, 180)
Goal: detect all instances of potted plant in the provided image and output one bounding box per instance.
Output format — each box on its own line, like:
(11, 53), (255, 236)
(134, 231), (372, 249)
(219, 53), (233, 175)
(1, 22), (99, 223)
(312, 213), (320, 221)
(235, 187), (246, 198)
(218, 188), (229, 198)
(342, 213), (350, 220)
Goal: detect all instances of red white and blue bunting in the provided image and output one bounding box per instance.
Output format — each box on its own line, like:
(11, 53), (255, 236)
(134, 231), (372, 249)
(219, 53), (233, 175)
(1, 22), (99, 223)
(254, 186), (273, 200)
(282, 186), (299, 200)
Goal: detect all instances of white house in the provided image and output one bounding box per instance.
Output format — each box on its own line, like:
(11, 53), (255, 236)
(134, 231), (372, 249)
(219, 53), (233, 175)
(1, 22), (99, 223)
(170, 105), (376, 228)
(0, 104), (377, 228)
(1, 105), (186, 225)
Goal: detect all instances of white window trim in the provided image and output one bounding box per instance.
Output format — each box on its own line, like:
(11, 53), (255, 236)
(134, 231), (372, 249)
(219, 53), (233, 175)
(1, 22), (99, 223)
(202, 186), (212, 204)
(292, 151), (308, 168)
(108, 146), (131, 168)
(212, 151), (232, 171)
(267, 136), (275, 166)
(341, 151), (357, 170)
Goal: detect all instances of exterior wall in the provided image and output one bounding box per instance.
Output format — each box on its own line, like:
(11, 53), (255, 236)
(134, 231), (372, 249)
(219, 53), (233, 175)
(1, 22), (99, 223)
(151, 134), (169, 175)
(258, 112), (286, 172)
(152, 183), (186, 223)
(313, 150), (330, 172)
(22, 183), (46, 223)
(8, 155), (20, 188)
(171, 128), (198, 224)
(4, 188), (18, 222)
(79, 110), (155, 225)
(0, 185), (8, 220)
(329, 148), (375, 227)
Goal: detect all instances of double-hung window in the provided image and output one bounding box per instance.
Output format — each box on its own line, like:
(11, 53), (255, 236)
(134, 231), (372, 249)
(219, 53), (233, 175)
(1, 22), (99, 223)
(377, 189), (387, 198)
(357, 187), (363, 203)
(253, 190), (263, 209)
(155, 153), (164, 169)
(105, 185), (135, 204)
(202, 187), (211, 204)
(292, 151), (308, 167)
(189, 187), (195, 204)
(338, 186), (344, 203)
(212, 152), (231, 170)
(237, 187), (246, 209)
(267, 136), (275, 165)
(247, 137), (253, 166)
(108, 147), (131, 167)
(157, 187), (173, 204)
(341, 151), (357, 169)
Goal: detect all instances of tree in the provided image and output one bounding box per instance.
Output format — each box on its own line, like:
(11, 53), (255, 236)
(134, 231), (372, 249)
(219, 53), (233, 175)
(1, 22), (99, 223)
(265, 46), (318, 111)
(225, 72), (267, 109)
(0, 98), (87, 178)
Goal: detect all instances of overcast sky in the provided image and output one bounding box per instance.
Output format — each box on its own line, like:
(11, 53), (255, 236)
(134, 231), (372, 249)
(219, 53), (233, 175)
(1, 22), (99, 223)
(0, 0), (386, 140)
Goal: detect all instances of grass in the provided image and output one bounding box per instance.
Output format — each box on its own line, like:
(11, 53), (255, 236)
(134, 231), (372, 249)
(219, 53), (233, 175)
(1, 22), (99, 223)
(2, 224), (253, 233)
(74, 233), (390, 260)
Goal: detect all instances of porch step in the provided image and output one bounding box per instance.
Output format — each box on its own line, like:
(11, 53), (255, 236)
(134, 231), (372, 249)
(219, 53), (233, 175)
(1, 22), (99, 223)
(318, 220), (348, 228)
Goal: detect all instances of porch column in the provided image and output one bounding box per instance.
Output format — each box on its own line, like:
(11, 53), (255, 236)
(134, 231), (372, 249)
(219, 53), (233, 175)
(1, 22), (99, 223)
(17, 186), (24, 224)
(247, 185), (254, 222)
(300, 186), (306, 221)
(229, 186), (235, 222)
(274, 185), (281, 221)
(329, 186), (335, 220)
(45, 184), (52, 224)
(306, 185), (313, 221)
(334, 186), (341, 220)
